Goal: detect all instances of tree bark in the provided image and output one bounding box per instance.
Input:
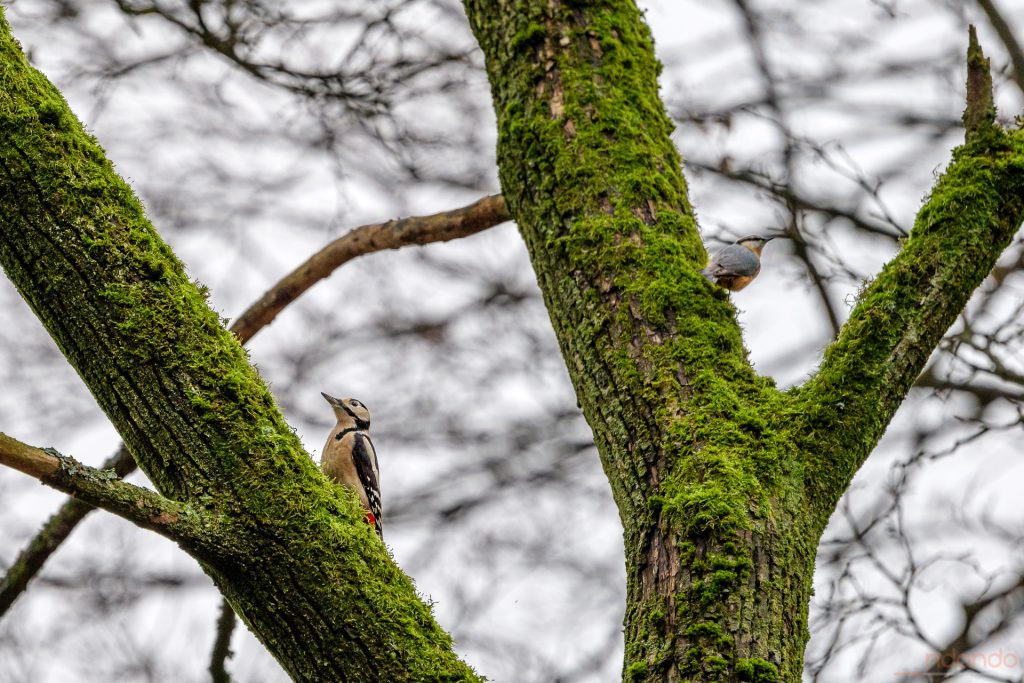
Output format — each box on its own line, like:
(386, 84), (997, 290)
(2, 2), (1023, 681)
(463, 2), (1024, 681)
(0, 12), (478, 681)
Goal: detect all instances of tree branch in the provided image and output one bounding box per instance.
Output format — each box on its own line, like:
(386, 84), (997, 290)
(798, 32), (1024, 520)
(928, 576), (1024, 680)
(229, 193), (509, 344)
(209, 597), (237, 683)
(0, 434), (214, 549)
(0, 445), (134, 615)
(0, 10), (479, 677)
(463, 1), (815, 677)
(964, 25), (996, 139)
(976, 0), (1024, 97)
(0, 193), (508, 615)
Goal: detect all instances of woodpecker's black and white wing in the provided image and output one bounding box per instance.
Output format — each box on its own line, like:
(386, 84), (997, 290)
(351, 432), (382, 537)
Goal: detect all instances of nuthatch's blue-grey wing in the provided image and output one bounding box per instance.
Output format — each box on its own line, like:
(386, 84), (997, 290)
(702, 244), (761, 280)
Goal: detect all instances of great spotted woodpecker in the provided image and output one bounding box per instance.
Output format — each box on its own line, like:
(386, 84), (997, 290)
(320, 392), (383, 538)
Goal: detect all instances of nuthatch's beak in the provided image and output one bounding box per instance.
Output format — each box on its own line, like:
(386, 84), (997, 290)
(321, 392), (342, 407)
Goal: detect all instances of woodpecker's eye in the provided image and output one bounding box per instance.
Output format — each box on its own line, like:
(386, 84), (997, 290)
(351, 400), (361, 407)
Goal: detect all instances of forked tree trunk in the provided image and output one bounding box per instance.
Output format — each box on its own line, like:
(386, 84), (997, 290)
(0, 11), (478, 681)
(463, 2), (1024, 680)
(0, 3), (1022, 681)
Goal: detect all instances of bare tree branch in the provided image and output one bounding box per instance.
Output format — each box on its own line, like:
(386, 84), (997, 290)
(209, 596), (237, 683)
(933, 582), (1024, 682)
(0, 445), (133, 615)
(0, 193), (508, 617)
(230, 193), (509, 343)
(729, 0), (845, 339)
(976, 0), (1024, 96)
(0, 434), (212, 547)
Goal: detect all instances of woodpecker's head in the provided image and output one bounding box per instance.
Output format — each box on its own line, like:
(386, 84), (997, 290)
(321, 392), (371, 430)
(735, 235), (775, 255)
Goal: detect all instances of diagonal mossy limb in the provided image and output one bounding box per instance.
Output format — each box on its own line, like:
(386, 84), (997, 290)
(0, 11), (480, 680)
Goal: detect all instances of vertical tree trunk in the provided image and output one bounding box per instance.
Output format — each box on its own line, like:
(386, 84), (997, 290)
(464, 2), (1024, 681)
(463, 1), (812, 677)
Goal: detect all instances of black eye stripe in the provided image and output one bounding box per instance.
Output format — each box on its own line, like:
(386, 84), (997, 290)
(340, 402), (369, 427)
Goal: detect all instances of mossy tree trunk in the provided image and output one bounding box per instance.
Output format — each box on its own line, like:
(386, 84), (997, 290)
(0, 12), (478, 682)
(1, 1), (1023, 681)
(463, 2), (1024, 681)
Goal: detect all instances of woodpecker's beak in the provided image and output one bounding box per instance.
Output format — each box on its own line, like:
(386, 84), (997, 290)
(321, 392), (341, 407)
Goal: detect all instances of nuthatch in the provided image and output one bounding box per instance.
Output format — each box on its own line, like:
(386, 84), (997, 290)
(321, 392), (383, 538)
(701, 235), (776, 292)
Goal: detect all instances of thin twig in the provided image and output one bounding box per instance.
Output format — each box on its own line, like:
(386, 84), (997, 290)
(976, 0), (1024, 96)
(928, 577), (1024, 682)
(209, 597), (237, 683)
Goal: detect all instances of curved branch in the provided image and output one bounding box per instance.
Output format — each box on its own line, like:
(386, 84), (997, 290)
(976, 0), (1024, 97)
(927, 575), (1024, 680)
(0, 10), (481, 675)
(229, 193), (509, 343)
(0, 434), (213, 549)
(0, 445), (133, 614)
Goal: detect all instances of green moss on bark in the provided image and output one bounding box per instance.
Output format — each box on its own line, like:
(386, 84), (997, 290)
(796, 126), (1024, 534)
(0, 10), (478, 681)
(736, 658), (779, 682)
(465, 0), (813, 679)
(466, 2), (1024, 682)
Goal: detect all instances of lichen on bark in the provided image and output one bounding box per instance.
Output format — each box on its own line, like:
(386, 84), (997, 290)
(464, 1), (1024, 681)
(2, 1), (1024, 681)
(0, 10), (479, 681)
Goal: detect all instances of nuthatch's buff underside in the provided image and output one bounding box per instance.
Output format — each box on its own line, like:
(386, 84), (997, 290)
(321, 392), (383, 538)
(702, 235), (776, 292)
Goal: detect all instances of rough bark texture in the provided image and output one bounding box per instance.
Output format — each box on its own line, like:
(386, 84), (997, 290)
(2, 2), (1024, 681)
(0, 13), (478, 682)
(463, 2), (1024, 681)
(1, 194), (511, 615)
(0, 445), (132, 614)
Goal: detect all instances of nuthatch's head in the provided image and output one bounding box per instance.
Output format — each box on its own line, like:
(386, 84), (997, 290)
(735, 235), (776, 256)
(321, 392), (371, 429)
